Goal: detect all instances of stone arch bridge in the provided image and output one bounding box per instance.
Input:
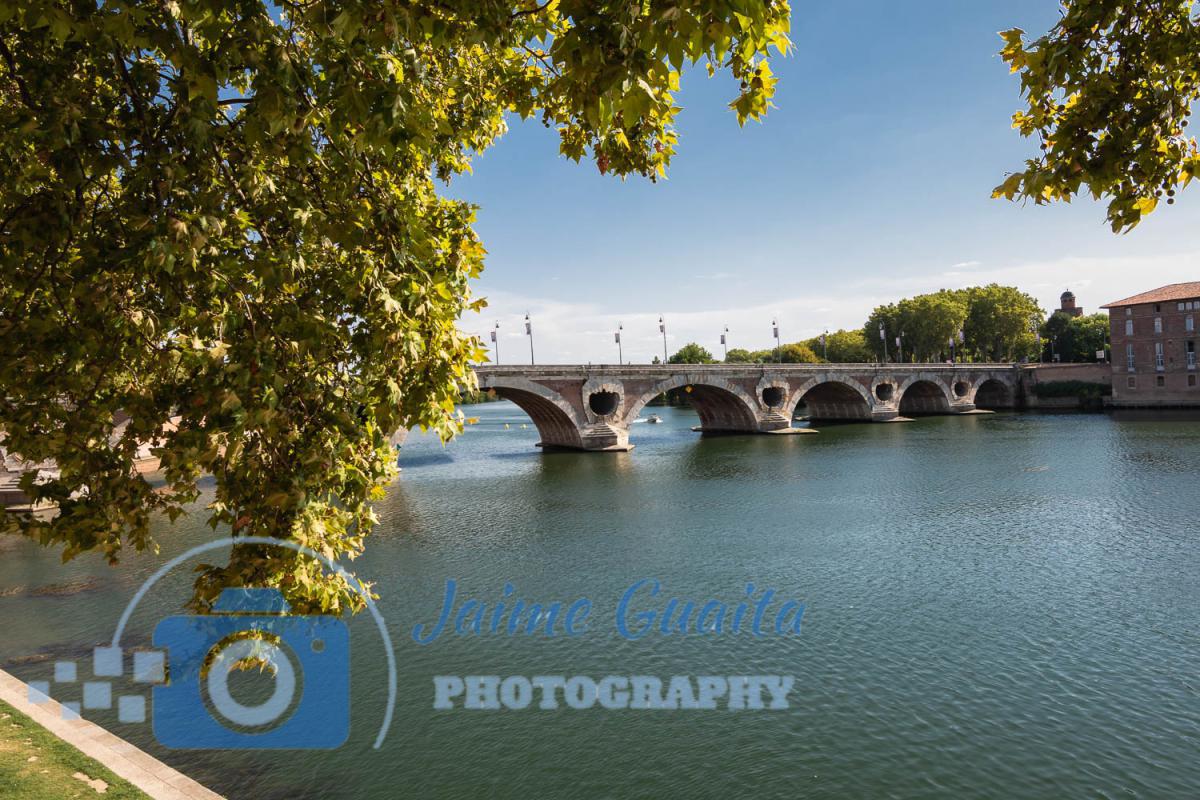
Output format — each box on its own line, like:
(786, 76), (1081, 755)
(475, 364), (1019, 451)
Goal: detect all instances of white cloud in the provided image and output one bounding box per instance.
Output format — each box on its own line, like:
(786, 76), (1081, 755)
(951, 260), (982, 269)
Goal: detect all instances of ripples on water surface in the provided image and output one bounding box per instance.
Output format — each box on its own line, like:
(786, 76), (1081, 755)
(2, 402), (1199, 799)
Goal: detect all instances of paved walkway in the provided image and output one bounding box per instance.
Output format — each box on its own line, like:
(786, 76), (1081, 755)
(0, 668), (224, 800)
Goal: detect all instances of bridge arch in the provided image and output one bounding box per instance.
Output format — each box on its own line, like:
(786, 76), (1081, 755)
(483, 378), (587, 450)
(785, 375), (873, 421)
(972, 378), (1014, 409)
(624, 375), (761, 433)
(897, 376), (953, 415)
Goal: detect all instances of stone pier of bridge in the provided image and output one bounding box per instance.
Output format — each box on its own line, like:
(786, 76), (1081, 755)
(474, 364), (1019, 452)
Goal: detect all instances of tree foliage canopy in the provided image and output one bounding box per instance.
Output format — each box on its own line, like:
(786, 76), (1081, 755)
(724, 347), (758, 363)
(1041, 312), (1111, 362)
(668, 342), (717, 364)
(0, 0), (789, 611)
(722, 342), (818, 363)
(769, 341), (818, 363)
(865, 285), (1043, 363)
(962, 284), (1045, 362)
(802, 329), (871, 363)
(995, 1), (1200, 231)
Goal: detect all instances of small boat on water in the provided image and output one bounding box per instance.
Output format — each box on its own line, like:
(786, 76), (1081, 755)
(646, 414), (663, 424)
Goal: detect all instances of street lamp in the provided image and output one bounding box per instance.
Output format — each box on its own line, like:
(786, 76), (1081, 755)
(615, 322), (623, 365)
(490, 321), (500, 365)
(525, 313), (535, 365)
(720, 325), (729, 361)
(772, 319), (781, 362)
(820, 330), (828, 362)
(659, 315), (668, 363)
(879, 323), (888, 363)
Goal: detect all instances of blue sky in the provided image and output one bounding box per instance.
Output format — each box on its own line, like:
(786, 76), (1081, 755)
(451, 1), (1200, 364)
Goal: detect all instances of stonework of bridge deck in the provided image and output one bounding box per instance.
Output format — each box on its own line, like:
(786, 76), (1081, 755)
(475, 365), (1019, 452)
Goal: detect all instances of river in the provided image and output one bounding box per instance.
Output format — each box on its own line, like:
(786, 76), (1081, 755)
(2, 402), (1199, 798)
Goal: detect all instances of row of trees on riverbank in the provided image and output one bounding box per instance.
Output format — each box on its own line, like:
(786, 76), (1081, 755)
(864, 284), (1042, 362)
(669, 284), (1110, 365)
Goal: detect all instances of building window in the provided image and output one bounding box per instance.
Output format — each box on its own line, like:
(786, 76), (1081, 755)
(1188, 341), (1196, 370)
(1157, 375), (1166, 387)
(1187, 315), (1195, 332)
(1154, 317), (1163, 334)
(1126, 307), (1133, 316)
(1156, 342), (1165, 371)
(1126, 319), (1134, 336)
(1155, 303), (1162, 312)
(1126, 343), (1136, 372)
(1190, 375), (1197, 388)
(1180, 302), (1186, 311)
(1128, 376), (1137, 389)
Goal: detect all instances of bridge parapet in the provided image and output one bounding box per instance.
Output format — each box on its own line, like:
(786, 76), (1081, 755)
(475, 364), (1019, 452)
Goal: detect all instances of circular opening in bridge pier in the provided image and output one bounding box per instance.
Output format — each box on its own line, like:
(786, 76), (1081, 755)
(954, 381), (969, 398)
(761, 387), (786, 408)
(875, 383), (895, 402)
(588, 390), (620, 417)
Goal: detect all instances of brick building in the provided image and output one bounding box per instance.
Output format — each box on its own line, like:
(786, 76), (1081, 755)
(1103, 282), (1200, 407)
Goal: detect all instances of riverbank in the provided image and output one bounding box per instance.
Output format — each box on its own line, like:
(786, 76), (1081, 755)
(1, 697), (149, 799)
(0, 670), (222, 800)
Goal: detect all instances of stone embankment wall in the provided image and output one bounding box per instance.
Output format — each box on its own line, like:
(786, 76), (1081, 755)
(1018, 363), (1112, 410)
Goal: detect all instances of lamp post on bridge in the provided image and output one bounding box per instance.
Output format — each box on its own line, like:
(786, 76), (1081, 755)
(525, 313), (535, 365)
(821, 330), (828, 362)
(896, 331), (904, 364)
(490, 321), (500, 365)
(879, 323), (888, 363)
(615, 322), (623, 365)
(659, 315), (668, 364)
(720, 325), (729, 361)
(948, 330), (964, 364)
(772, 319), (781, 363)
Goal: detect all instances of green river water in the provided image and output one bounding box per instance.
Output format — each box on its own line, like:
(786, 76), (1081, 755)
(1, 403), (1198, 799)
